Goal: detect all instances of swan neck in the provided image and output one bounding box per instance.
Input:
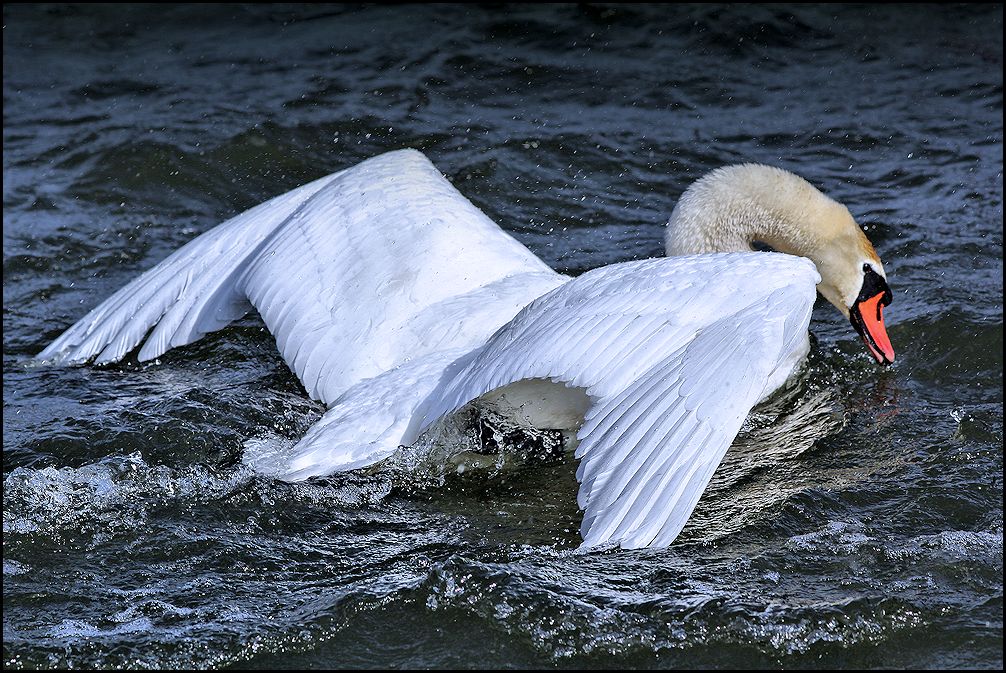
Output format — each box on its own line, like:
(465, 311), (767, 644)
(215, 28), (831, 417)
(664, 164), (834, 260)
(666, 201), (819, 258)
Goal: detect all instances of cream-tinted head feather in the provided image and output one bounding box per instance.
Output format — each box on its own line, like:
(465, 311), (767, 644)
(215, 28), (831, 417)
(666, 164), (894, 363)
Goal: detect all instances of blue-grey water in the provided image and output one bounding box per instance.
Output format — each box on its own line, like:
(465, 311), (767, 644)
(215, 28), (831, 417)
(3, 4), (1002, 669)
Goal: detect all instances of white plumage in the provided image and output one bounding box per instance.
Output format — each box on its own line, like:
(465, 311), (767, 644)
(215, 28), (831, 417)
(39, 149), (842, 549)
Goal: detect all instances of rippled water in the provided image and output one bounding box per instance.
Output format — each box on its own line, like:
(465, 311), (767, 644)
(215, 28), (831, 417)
(3, 4), (1002, 669)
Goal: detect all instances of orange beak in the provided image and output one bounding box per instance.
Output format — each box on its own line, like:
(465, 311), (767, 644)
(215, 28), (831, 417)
(850, 291), (895, 365)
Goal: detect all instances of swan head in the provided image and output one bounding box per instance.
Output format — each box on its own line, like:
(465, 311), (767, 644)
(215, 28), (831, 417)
(666, 163), (894, 365)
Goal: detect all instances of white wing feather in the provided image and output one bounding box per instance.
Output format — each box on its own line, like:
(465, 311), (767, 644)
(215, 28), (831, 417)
(38, 149), (563, 406)
(417, 254), (820, 549)
(37, 170), (342, 366)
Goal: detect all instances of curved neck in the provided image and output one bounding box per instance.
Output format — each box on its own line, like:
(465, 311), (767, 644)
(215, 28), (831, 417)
(667, 205), (814, 257)
(663, 164), (888, 320)
(664, 164), (843, 260)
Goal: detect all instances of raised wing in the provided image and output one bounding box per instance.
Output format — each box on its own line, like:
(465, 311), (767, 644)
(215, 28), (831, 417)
(37, 170), (342, 366)
(38, 149), (562, 406)
(416, 253), (820, 549)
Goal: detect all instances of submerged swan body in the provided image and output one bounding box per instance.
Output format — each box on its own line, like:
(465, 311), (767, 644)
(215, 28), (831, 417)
(38, 149), (894, 549)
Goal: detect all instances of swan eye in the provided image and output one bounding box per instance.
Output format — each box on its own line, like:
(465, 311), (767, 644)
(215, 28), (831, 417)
(857, 264), (893, 307)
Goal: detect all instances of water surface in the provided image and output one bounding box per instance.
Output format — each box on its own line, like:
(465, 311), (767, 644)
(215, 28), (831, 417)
(3, 4), (1003, 669)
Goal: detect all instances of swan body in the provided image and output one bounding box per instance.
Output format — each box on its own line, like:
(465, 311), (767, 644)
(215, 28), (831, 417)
(38, 149), (893, 549)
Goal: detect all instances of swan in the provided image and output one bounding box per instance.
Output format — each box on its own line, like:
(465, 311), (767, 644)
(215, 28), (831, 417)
(37, 149), (894, 549)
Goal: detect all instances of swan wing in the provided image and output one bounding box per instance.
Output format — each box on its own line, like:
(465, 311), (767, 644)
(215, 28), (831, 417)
(244, 348), (471, 480)
(38, 149), (561, 405)
(418, 254), (820, 549)
(37, 170), (340, 366)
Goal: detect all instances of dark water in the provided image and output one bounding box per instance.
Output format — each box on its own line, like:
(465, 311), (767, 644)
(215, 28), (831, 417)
(3, 4), (1002, 669)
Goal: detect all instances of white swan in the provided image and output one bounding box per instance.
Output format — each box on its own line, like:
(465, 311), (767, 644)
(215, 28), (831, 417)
(37, 149), (894, 549)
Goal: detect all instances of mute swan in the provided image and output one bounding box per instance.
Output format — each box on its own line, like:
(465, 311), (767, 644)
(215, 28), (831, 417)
(38, 149), (894, 549)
